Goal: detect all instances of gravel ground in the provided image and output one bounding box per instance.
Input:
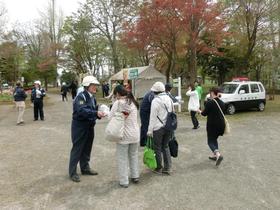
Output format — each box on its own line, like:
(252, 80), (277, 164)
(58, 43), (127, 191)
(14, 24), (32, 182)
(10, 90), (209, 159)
(0, 94), (280, 210)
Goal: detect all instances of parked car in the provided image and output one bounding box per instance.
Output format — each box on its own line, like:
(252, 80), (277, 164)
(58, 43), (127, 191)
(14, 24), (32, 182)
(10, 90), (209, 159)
(205, 81), (266, 115)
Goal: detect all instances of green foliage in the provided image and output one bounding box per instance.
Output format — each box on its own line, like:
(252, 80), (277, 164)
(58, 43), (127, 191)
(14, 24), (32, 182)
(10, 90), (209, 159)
(60, 70), (76, 83)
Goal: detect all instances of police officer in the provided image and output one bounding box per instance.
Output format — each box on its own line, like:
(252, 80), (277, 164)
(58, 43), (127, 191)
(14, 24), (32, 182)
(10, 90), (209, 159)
(69, 75), (105, 182)
(31, 81), (46, 121)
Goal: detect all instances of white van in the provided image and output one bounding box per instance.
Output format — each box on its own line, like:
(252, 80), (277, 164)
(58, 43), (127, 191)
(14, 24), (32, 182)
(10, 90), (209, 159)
(205, 81), (266, 115)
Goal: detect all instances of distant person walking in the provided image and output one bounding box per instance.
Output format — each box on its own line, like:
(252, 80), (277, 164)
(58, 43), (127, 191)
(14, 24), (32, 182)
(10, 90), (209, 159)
(13, 81), (27, 125)
(31, 81), (46, 121)
(186, 84), (200, 129)
(108, 85), (140, 188)
(147, 82), (174, 175)
(200, 87), (225, 166)
(195, 81), (203, 107)
(69, 81), (78, 100)
(61, 82), (68, 101)
(165, 83), (178, 103)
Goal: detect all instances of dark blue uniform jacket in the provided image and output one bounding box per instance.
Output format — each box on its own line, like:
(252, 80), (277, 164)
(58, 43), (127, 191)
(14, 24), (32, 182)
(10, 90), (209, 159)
(72, 90), (99, 124)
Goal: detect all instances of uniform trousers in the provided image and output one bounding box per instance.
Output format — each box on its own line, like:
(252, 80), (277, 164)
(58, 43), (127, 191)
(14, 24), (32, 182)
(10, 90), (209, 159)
(69, 121), (95, 176)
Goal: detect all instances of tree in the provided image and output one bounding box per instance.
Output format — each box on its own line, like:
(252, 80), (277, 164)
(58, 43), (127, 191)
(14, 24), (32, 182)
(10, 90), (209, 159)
(123, 0), (183, 82)
(82, 0), (140, 73)
(63, 13), (110, 78)
(221, 0), (270, 75)
(0, 41), (24, 83)
(37, 0), (65, 89)
(181, 0), (226, 83)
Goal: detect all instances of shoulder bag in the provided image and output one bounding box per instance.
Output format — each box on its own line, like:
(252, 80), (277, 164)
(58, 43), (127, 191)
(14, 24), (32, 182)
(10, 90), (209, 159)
(213, 99), (230, 135)
(105, 101), (125, 142)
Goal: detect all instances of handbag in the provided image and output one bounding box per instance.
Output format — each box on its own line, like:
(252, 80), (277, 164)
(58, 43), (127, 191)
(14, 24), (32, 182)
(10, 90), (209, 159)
(213, 99), (230, 135)
(143, 137), (157, 169)
(105, 101), (125, 142)
(169, 133), (178, 158)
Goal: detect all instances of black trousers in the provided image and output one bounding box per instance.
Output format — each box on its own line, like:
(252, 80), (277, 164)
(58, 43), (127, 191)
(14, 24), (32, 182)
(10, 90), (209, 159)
(153, 128), (172, 170)
(62, 93), (68, 101)
(190, 111), (199, 128)
(34, 100), (44, 120)
(71, 91), (77, 100)
(140, 113), (149, 147)
(69, 121), (95, 176)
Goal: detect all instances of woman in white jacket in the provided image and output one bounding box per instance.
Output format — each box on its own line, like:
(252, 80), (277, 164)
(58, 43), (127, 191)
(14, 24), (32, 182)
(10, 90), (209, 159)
(108, 85), (140, 188)
(186, 84), (200, 129)
(147, 82), (174, 175)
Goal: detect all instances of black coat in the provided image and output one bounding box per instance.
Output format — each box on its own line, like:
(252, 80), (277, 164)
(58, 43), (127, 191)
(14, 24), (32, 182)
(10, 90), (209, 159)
(201, 98), (225, 138)
(13, 87), (27, 101)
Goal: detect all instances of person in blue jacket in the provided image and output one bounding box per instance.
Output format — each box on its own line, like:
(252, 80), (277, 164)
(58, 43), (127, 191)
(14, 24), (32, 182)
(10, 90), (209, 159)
(31, 81), (46, 121)
(13, 81), (27, 125)
(139, 86), (156, 146)
(69, 75), (105, 182)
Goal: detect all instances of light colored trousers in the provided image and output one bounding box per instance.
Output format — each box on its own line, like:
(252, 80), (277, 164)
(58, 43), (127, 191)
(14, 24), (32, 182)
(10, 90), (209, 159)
(15, 101), (25, 123)
(116, 143), (139, 185)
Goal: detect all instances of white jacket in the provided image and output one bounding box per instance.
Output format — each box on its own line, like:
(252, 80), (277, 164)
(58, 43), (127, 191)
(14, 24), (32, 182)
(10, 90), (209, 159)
(186, 89), (200, 112)
(108, 98), (140, 144)
(148, 93), (174, 134)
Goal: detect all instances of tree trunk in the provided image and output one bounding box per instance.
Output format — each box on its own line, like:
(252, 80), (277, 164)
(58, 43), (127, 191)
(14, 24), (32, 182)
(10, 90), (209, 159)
(111, 41), (120, 74)
(188, 39), (197, 84)
(44, 77), (48, 91)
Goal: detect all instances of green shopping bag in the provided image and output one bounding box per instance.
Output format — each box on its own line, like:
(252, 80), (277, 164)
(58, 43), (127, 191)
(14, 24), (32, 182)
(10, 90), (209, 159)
(143, 137), (157, 169)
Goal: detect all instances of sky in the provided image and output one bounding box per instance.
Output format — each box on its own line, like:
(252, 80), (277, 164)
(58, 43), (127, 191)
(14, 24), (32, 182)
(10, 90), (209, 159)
(2, 0), (84, 25)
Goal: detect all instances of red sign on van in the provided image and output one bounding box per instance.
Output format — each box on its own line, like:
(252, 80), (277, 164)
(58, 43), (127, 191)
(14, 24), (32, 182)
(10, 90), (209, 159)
(232, 77), (249, 82)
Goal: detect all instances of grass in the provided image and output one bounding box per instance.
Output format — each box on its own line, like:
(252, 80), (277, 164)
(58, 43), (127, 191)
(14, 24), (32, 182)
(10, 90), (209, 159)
(0, 93), (13, 103)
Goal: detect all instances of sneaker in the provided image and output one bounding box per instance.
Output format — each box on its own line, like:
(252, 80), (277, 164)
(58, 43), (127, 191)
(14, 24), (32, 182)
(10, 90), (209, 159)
(81, 169), (98, 176)
(162, 169), (171, 175)
(216, 155), (223, 166)
(209, 156), (217, 161)
(152, 168), (162, 175)
(131, 178), (139, 184)
(192, 125), (200, 129)
(119, 183), (129, 188)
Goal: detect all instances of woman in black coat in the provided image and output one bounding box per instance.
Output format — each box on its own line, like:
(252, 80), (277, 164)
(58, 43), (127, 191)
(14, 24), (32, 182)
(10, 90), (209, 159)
(200, 87), (225, 166)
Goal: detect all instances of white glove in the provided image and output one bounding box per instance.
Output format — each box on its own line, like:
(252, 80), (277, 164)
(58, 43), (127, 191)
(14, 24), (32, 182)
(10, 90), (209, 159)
(36, 89), (42, 95)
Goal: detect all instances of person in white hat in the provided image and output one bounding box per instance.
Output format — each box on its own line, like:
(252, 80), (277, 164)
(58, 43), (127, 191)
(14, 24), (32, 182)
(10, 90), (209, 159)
(69, 75), (106, 182)
(31, 80), (46, 121)
(147, 81), (174, 175)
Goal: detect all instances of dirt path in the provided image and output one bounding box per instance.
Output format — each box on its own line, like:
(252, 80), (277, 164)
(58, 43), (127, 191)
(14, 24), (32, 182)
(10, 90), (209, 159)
(0, 94), (280, 210)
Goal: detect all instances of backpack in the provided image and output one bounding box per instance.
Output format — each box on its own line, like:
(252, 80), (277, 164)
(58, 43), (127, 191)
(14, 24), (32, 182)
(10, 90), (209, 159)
(157, 99), (177, 131)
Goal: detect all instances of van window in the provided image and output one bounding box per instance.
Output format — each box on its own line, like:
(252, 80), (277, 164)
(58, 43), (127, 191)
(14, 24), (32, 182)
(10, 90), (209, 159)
(250, 84), (259, 93)
(221, 84), (238, 94)
(258, 84), (264, 92)
(239, 84), (249, 93)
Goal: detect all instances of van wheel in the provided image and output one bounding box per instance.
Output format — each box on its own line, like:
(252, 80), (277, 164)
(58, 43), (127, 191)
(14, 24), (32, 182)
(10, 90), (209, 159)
(227, 104), (236, 115)
(258, 102), (265, 111)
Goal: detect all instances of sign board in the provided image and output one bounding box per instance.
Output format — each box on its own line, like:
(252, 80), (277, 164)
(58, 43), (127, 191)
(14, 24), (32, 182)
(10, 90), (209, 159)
(21, 77), (24, 82)
(173, 78), (179, 87)
(129, 69), (138, 79)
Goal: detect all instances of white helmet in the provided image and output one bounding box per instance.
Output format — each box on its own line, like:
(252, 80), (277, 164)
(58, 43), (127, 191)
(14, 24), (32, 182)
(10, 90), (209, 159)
(151, 81), (165, 92)
(62, 82), (66, 86)
(34, 80), (41, 86)
(82, 75), (100, 86)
